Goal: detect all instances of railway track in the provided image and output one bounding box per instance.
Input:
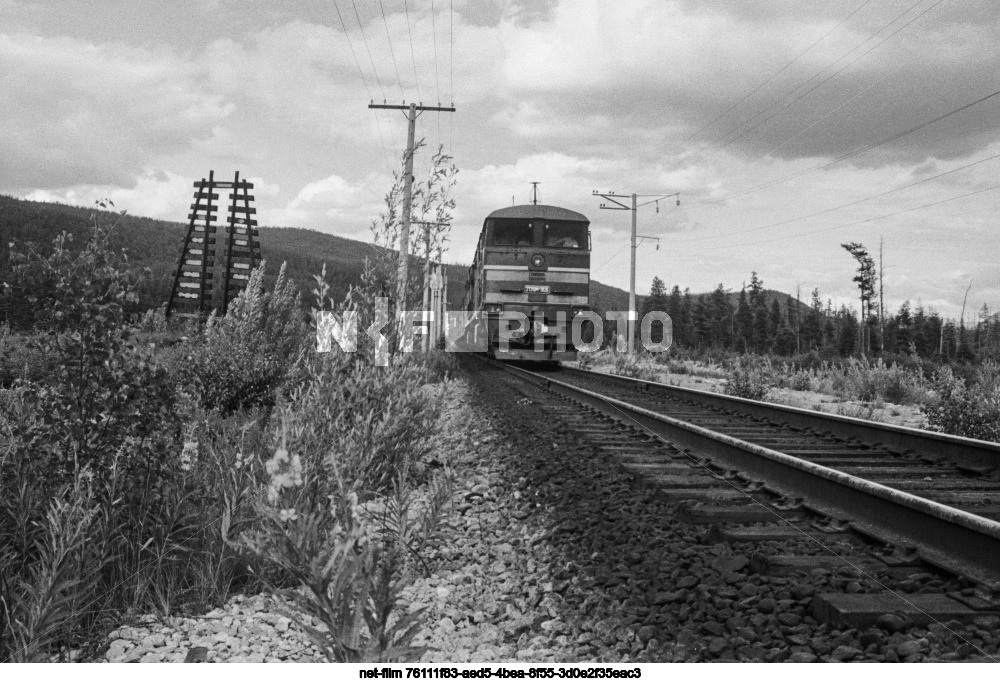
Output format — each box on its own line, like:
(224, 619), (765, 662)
(474, 356), (1000, 632)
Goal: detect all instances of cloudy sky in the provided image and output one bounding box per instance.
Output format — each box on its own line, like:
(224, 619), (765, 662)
(2, 0), (999, 319)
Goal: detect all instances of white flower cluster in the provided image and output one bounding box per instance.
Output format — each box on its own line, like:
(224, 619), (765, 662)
(265, 445), (303, 506)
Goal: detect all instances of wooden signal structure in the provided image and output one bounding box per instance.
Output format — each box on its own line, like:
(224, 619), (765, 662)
(166, 171), (262, 319)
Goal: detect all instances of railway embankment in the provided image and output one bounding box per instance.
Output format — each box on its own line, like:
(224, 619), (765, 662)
(101, 363), (1000, 663)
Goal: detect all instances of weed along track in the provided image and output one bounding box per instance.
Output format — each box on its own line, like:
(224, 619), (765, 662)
(465, 356), (1000, 661)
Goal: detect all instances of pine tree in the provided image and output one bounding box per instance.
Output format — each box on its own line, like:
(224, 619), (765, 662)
(838, 305), (858, 356)
(680, 288), (694, 347)
(769, 299), (782, 347)
(747, 272), (767, 352)
(641, 276), (670, 346)
(693, 297), (712, 346)
(894, 300), (913, 353)
(752, 304), (770, 353)
(801, 287), (823, 351)
(841, 242), (876, 354)
(667, 285), (683, 337)
(735, 286), (752, 352)
(709, 283), (733, 348)
(641, 277), (669, 315)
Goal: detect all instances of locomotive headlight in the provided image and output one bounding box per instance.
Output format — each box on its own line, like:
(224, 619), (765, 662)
(572, 307), (589, 316)
(484, 303), (504, 314)
(530, 253), (545, 268)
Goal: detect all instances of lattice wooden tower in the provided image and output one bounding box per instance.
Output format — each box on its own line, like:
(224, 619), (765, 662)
(166, 171), (262, 319)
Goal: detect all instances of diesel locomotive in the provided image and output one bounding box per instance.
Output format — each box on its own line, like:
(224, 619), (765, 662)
(464, 203), (592, 361)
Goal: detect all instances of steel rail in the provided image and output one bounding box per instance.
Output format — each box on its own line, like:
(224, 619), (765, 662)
(496, 361), (1000, 588)
(558, 366), (1000, 473)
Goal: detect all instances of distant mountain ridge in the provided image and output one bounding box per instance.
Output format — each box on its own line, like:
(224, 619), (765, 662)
(0, 194), (803, 321)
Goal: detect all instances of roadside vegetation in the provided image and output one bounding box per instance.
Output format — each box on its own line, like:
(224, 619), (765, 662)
(0, 145), (458, 662)
(587, 345), (1000, 442)
(579, 261), (1000, 442)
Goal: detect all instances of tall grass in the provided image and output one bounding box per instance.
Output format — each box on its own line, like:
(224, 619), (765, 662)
(723, 356), (773, 401)
(924, 363), (1000, 442)
(1, 220), (452, 661)
(610, 353), (660, 382)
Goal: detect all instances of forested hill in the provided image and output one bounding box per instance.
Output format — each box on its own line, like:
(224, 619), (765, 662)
(0, 195), (470, 318)
(1, 194), (824, 352)
(0, 195), (652, 321)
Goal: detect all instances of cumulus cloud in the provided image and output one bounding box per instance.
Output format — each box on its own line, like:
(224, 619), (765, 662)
(268, 171), (390, 232)
(3, 0), (998, 318)
(0, 33), (234, 191)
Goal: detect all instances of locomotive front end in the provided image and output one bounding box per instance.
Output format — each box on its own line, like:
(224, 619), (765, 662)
(467, 204), (592, 362)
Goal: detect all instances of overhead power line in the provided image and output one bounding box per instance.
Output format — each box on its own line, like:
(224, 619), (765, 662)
(724, 183), (1000, 249)
(331, 0), (393, 173)
(449, 0), (455, 154)
(665, 0), (874, 160)
(701, 0), (947, 164)
(403, 0), (422, 103)
(377, 0), (405, 101)
(757, 65), (898, 160)
(697, 85), (1000, 206)
(677, 150), (1000, 244)
(431, 0), (442, 140)
(350, 0), (387, 102)
(696, 0), (938, 166)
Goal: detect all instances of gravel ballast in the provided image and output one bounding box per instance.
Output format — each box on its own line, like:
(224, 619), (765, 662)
(100, 365), (1000, 663)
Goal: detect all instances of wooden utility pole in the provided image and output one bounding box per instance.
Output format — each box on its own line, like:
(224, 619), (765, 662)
(879, 238), (885, 354)
(795, 284), (802, 355)
(368, 101), (456, 309)
(414, 220), (450, 351)
(593, 190), (678, 354)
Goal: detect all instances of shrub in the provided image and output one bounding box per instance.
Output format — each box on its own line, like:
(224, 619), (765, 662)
(924, 366), (1000, 442)
(0, 216), (273, 661)
(611, 354), (659, 382)
(406, 349), (458, 384)
(9, 222), (181, 492)
(724, 356), (773, 401)
(0, 474), (106, 662)
(789, 371), (814, 392)
(236, 344), (450, 661)
(836, 400), (885, 422)
(174, 262), (306, 415)
(0, 327), (50, 386)
(839, 358), (925, 405)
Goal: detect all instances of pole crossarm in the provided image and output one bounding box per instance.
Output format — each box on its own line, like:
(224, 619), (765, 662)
(592, 191), (631, 210)
(366, 100), (456, 312)
(637, 192), (681, 209)
(369, 102), (457, 113)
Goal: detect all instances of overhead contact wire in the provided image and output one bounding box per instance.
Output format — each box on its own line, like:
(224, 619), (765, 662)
(377, 0), (405, 101)
(331, 0), (393, 173)
(404, 0), (422, 103)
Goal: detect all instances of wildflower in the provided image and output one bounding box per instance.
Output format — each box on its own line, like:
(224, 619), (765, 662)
(265, 445), (303, 504)
(279, 508), (298, 522)
(180, 440), (198, 471)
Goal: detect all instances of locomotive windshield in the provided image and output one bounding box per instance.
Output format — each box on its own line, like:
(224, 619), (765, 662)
(542, 221), (588, 249)
(491, 219), (534, 246)
(489, 218), (588, 249)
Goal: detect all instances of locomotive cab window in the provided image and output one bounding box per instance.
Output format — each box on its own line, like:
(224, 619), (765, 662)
(543, 221), (588, 249)
(491, 220), (534, 246)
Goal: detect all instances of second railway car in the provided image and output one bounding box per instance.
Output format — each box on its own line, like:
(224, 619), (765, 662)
(464, 204), (591, 361)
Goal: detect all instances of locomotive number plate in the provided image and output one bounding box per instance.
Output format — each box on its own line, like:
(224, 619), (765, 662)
(524, 284), (550, 294)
